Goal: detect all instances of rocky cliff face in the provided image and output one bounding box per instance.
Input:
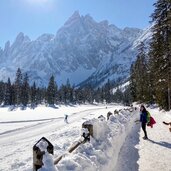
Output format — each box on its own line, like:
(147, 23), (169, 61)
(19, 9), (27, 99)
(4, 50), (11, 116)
(0, 11), (151, 87)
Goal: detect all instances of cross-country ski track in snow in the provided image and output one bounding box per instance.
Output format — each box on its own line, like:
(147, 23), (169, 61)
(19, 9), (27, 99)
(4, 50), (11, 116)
(0, 106), (110, 145)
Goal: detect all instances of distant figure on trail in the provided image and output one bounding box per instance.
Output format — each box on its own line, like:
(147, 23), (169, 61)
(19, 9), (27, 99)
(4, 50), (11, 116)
(64, 114), (68, 123)
(140, 105), (149, 140)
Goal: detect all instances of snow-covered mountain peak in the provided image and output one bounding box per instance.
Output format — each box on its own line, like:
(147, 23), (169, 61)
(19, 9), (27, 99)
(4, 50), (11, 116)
(0, 12), (151, 87)
(4, 41), (10, 51)
(71, 10), (80, 18)
(14, 32), (30, 45)
(64, 11), (81, 26)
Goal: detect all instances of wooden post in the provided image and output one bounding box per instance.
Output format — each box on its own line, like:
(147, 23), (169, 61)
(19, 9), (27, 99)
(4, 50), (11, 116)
(114, 110), (119, 115)
(54, 155), (63, 165)
(107, 111), (113, 120)
(98, 115), (106, 120)
(33, 137), (53, 171)
(82, 122), (93, 137)
(54, 140), (83, 165)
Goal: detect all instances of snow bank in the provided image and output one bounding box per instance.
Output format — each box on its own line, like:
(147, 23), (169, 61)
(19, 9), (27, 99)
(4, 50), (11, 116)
(38, 152), (58, 171)
(57, 108), (138, 171)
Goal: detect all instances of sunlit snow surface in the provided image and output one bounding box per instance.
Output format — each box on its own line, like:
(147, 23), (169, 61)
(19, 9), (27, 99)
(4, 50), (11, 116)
(0, 104), (170, 171)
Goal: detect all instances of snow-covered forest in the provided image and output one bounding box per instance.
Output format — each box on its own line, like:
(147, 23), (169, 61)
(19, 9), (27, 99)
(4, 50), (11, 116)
(0, 68), (131, 108)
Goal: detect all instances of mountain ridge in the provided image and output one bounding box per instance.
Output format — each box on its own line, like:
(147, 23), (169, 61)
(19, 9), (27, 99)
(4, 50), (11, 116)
(0, 11), (151, 87)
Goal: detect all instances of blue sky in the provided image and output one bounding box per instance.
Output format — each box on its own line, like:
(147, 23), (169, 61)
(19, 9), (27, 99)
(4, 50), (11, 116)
(0, 0), (155, 48)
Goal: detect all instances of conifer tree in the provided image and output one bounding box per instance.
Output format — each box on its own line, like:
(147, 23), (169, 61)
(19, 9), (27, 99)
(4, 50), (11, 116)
(130, 42), (149, 103)
(21, 73), (29, 106)
(149, 0), (171, 109)
(83, 85), (94, 103)
(4, 78), (12, 105)
(100, 87), (105, 103)
(65, 79), (73, 103)
(14, 68), (23, 105)
(130, 63), (137, 101)
(104, 79), (112, 103)
(123, 86), (132, 105)
(30, 82), (37, 107)
(46, 75), (57, 105)
(94, 87), (102, 103)
(59, 84), (67, 103)
(11, 84), (16, 105)
(0, 81), (5, 105)
(113, 88), (123, 103)
(37, 87), (46, 105)
(75, 88), (85, 103)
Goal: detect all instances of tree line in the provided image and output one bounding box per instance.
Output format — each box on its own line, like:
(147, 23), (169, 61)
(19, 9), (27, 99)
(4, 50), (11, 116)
(130, 0), (171, 110)
(0, 68), (132, 107)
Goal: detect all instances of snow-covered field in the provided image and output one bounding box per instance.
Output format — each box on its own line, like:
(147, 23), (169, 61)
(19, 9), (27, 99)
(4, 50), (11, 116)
(0, 104), (171, 171)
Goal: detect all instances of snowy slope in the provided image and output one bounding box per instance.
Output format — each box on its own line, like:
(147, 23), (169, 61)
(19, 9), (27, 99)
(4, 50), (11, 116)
(0, 11), (152, 87)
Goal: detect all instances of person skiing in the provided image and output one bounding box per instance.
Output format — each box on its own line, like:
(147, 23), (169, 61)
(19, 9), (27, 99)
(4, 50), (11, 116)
(140, 105), (149, 139)
(64, 114), (68, 123)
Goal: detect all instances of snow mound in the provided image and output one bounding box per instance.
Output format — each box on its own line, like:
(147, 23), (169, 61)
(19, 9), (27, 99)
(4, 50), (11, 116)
(38, 152), (58, 171)
(57, 108), (138, 171)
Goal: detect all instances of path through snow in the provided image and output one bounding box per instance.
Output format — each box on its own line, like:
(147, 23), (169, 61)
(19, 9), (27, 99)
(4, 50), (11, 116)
(115, 107), (171, 171)
(114, 120), (140, 171)
(137, 108), (171, 171)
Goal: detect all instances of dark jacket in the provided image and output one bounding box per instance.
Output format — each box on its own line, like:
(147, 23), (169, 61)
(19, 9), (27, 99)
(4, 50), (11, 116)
(140, 112), (147, 123)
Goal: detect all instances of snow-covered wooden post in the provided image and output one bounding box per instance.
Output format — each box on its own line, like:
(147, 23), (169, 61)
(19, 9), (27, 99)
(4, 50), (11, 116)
(107, 111), (113, 120)
(114, 109), (119, 114)
(82, 121), (93, 138)
(98, 115), (106, 120)
(33, 137), (54, 171)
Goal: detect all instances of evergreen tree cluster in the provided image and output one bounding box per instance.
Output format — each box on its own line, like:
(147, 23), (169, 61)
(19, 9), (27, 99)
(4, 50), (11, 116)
(130, 0), (171, 110)
(0, 69), (131, 107)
